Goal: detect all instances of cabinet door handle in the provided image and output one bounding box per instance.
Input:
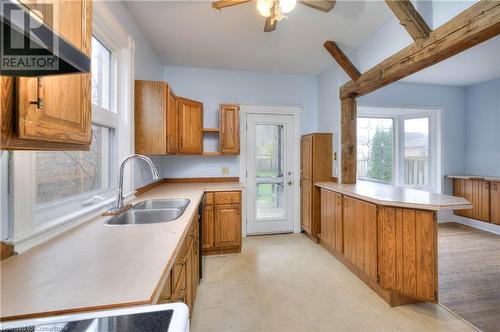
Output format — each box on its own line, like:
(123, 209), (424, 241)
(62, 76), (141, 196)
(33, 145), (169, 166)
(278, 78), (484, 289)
(30, 77), (44, 109)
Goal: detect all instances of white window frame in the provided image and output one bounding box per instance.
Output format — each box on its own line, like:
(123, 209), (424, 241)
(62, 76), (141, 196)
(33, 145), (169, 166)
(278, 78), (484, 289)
(10, 2), (135, 252)
(358, 106), (442, 193)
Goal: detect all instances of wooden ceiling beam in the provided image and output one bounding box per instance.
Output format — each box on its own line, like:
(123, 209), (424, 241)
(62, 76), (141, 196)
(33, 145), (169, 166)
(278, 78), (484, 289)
(340, 0), (500, 99)
(323, 41), (361, 81)
(385, 0), (431, 43)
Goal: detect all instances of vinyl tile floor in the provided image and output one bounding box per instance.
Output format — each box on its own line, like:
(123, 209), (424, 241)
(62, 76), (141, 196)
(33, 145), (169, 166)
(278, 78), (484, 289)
(191, 234), (474, 332)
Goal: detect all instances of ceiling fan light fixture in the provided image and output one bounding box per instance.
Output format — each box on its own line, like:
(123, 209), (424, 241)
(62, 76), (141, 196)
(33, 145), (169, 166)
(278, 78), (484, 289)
(279, 0), (296, 14)
(257, 0), (273, 17)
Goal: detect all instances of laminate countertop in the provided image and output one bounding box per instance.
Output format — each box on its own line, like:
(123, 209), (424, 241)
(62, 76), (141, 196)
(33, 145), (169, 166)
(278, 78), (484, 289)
(446, 175), (500, 182)
(0, 182), (244, 321)
(315, 181), (472, 211)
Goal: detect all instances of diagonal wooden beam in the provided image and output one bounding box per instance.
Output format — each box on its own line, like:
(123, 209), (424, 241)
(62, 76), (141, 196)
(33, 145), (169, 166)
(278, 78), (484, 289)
(324, 41), (361, 81)
(385, 0), (431, 43)
(212, 0), (251, 10)
(341, 0), (500, 98)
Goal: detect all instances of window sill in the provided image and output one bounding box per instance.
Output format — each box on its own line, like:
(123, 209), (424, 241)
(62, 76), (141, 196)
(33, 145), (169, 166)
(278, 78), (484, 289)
(12, 193), (134, 254)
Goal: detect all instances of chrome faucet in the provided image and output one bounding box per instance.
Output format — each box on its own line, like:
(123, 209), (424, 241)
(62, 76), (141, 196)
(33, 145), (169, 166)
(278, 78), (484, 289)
(109, 154), (160, 213)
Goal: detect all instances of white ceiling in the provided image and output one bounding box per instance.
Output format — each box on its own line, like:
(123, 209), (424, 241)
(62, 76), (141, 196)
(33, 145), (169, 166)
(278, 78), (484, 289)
(125, 0), (394, 75)
(403, 35), (500, 87)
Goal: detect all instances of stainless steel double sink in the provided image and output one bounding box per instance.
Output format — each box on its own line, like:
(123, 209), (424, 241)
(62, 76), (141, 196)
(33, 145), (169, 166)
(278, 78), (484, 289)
(105, 199), (190, 226)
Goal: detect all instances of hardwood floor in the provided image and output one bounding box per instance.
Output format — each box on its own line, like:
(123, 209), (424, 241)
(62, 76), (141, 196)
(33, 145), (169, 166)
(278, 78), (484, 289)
(438, 222), (500, 332)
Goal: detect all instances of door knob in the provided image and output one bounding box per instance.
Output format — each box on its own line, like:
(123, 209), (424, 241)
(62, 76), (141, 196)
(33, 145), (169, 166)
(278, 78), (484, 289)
(287, 180), (293, 186)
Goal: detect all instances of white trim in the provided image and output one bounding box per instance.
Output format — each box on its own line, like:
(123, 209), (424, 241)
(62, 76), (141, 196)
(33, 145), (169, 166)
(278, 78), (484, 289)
(239, 104), (301, 236)
(358, 105), (443, 193)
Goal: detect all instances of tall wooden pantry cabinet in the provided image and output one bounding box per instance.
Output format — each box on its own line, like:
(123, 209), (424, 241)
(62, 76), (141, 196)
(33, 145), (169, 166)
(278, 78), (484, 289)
(300, 133), (333, 242)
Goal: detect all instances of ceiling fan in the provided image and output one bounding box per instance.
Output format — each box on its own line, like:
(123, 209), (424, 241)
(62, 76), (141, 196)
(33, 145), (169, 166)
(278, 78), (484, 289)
(212, 0), (336, 32)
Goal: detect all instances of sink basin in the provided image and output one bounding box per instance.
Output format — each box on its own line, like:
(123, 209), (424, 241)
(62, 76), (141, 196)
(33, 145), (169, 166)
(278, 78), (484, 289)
(132, 199), (190, 211)
(105, 209), (182, 225)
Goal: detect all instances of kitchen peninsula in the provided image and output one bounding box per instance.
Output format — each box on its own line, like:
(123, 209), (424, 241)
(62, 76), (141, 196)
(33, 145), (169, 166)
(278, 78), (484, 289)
(315, 180), (472, 306)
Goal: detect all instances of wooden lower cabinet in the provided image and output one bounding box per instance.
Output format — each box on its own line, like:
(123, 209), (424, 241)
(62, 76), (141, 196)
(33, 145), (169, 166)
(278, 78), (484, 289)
(453, 178), (490, 222)
(319, 189), (343, 254)
(156, 214), (199, 317)
(319, 188), (438, 306)
(343, 196), (377, 281)
(491, 181), (500, 225)
(202, 191), (242, 255)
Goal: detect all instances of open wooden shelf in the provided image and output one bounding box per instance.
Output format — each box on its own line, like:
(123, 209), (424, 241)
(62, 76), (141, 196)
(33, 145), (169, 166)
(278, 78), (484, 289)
(203, 128), (220, 133)
(202, 152), (222, 156)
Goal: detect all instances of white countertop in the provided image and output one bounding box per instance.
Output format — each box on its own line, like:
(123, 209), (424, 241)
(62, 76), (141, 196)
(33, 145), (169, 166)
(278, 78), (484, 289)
(446, 175), (500, 182)
(0, 182), (243, 321)
(315, 181), (472, 211)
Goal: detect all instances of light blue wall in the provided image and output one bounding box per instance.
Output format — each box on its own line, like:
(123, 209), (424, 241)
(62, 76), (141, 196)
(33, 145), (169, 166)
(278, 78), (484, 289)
(159, 65), (318, 178)
(465, 78), (500, 176)
(105, 1), (164, 81)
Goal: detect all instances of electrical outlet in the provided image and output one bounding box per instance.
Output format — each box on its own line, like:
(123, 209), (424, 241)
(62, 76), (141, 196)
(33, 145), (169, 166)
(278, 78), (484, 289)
(221, 167), (230, 175)
(334, 167), (338, 176)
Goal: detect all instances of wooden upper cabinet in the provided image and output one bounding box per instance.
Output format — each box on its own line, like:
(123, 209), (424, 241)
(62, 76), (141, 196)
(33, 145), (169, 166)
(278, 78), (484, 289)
(219, 104), (240, 154)
(135, 80), (168, 154)
(1, 0), (92, 150)
(16, 0), (92, 145)
(166, 88), (178, 154)
(301, 135), (312, 181)
(490, 181), (500, 225)
(178, 97), (203, 154)
(378, 207), (437, 302)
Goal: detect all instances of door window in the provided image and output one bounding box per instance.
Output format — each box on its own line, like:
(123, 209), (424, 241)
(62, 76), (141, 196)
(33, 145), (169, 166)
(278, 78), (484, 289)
(255, 124), (285, 220)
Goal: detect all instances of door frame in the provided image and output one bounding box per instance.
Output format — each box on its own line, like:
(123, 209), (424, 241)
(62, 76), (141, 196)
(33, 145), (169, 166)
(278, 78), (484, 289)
(239, 104), (301, 237)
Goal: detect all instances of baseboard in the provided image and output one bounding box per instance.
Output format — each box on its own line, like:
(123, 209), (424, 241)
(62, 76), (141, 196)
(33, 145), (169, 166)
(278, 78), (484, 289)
(438, 211), (500, 235)
(202, 247), (241, 256)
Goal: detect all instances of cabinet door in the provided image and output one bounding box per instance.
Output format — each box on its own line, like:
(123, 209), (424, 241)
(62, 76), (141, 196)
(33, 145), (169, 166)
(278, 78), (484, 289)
(301, 135), (312, 181)
(491, 182), (500, 225)
(343, 196), (377, 281)
(332, 192), (343, 254)
(472, 180), (490, 222)
(220, 104), (240, 154)
(378, 207), (437, 302)
(185, 241), (193, 312)
(178, 97), (203, 154)
(166, 87), (178, 154)
(158, 273), (172, 304)
(17, 0), (92, 145)
(453, 179), (470, 218)
(135, 80), (167, 154)
(301, 180), (312, 232)
(202, 204), (215, 250)
(214, 204), (241, 248)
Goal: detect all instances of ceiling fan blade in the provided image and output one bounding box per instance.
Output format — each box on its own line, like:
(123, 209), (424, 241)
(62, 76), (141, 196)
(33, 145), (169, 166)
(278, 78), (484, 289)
(212, 0), (252, 10)
(264, 2), (278, 32)
(264, 17), (277, 32)
(300, 0), (336, 13)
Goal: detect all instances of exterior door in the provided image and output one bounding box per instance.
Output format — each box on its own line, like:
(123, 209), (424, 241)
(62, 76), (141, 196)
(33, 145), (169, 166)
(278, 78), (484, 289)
(246, 113), (295, 234)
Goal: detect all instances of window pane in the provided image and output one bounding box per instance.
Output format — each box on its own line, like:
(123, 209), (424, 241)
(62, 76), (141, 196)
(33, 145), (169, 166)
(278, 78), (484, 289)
(255, 124), (285, 220)
(357, 118), (394, 183)
(91, 37), (111, 110)
(35, 125), (112, 206)
(404, 118), (430, 187)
